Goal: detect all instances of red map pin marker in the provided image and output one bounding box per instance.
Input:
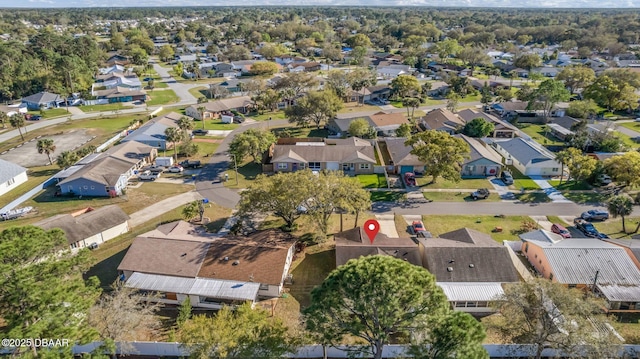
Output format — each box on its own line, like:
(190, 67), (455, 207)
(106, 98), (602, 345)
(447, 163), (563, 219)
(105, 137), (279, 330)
(363, 219), (380, 244)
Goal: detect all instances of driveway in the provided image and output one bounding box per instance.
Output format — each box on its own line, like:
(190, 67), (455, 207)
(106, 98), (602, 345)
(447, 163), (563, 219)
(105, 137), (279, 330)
(530, 176), (571, 203)
(488, 177), (516, 201)
(151, 61), (198, 106)
(374, 214), (399, 237)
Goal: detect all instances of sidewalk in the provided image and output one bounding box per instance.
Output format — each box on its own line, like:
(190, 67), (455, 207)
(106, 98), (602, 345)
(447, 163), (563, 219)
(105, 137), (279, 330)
(530, 176), (572, 203)
(128, 191), (202, 227)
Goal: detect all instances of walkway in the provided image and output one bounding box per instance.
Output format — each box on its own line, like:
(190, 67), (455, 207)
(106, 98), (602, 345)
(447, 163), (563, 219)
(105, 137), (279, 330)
(128, 191), (202, 227)
(530, 176), (571, 203)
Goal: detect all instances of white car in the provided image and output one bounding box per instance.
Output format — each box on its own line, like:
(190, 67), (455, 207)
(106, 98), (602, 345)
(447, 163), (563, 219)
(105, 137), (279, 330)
(168, 165), (184, 173)
(138, 170), (160, 181)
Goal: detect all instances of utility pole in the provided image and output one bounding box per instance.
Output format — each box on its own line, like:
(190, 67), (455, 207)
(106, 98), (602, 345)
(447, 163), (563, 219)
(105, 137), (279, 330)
(592, 270), (600, 293)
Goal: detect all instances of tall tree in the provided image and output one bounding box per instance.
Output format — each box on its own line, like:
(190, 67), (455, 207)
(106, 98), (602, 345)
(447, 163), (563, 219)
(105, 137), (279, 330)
(347, 68), (376, 106)
(566, 99), (599, 119)
(446, 92), (461, 112)
(0, 110), (7, 128)
(56, 150), (80, 169)
(604, 151), (640, 188)
(405, 130), (470, 184)
(456, 46), (490, 76)
(0, 226), (100, 356)
(390, 74), (421, 100)
(492, 279), (620, 359)
(607, 195), (634, 233)
(556, 66), (595, 94)
(273, 72), (319, 99)
(285, 90), (343, 129)
(348, 118), (375, 138)
(36, 138), (56, 165)
(325, 70), (350, 100)
(249, 61), (279, 77)
(432, 38), (461, 62)
(555, 147), (597, 183)
(402, 97), (421, 121)
(462, 118), (494, 138)
(9, 113), (25, 141)
(164, 127), (182, 161)
(305, 255), (483, 359)
(395, 123), (413, 138)
(179, 303), (296, 359)
(584, 75), (639, 112)
(178, 116), (195, 140)
(158, 44), (175, 62)
(529, 79), (570, 121)
(228, 128), (276, 163)
(513, 53), (542, 75)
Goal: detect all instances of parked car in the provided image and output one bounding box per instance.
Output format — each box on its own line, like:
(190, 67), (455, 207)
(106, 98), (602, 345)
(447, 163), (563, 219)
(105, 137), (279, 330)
(233, 115), (245, 124)
(551, 223), (571, 238)
(471, 188), (490, 200)
(26, 114), (42, 121)
(179, 160), (201, 168)
(596, 174), (612, 186)
(138, 170), (160, 181)
(574, 219), (599, 238)
(87, 242), (99, 250)
(581, 209), (609, 221)
(404, 172), (416, 187)
(192, 129), (209, 136)
(167, 165), (184, 173)
(500, 170), (514, 185)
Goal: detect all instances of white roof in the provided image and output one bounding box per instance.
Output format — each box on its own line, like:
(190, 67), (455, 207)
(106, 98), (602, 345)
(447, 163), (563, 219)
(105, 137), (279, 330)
(0, 159), (27, 184)
(438, 282), (505, 302)
(125, 272), (260, 301)
(597, 284), (640, 302)
(519, 229), (564, 244)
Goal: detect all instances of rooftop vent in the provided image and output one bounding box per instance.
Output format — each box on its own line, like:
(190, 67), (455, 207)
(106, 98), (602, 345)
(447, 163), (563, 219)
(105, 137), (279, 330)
(469, 263), (475, 268)
(447, 267), (453, 272)
(180, 253), (187, 257)
(233, 260), (240, 265)
(224, 256), (229, 261)
(449, 260), (455, 263)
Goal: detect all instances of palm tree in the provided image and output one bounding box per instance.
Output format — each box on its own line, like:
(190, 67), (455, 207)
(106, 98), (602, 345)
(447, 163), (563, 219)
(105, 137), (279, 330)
(0, 111), (7, 128)
(554, 149), (571, 184)
(164, 127), (182, 161)
(37, 138), (56, 165)
(56, 150), (79, 169)
(197, 106), (206, 129)
(608, 195), (634, 233)
(178, 116), (194, 140)
(9, 113), (25, 140)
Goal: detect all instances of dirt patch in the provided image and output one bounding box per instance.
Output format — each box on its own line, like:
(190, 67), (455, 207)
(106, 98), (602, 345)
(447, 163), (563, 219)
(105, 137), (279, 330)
(0, 129), (95, 167)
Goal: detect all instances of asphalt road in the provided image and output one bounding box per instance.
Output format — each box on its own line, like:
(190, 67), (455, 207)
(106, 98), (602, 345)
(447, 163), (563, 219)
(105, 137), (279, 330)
(151, 61), (199, 107)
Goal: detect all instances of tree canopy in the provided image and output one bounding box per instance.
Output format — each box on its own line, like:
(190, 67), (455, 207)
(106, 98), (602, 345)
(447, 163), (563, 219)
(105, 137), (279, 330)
(405, 130), (470, 183)
(285, 90), (343, 129)
(228, 128), (276, 163)
(462, 118), (494, 138)
(604, 151), (640, 187)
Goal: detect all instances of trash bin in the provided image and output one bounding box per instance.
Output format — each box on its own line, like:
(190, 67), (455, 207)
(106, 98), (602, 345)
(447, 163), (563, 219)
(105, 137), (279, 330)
(202, 198), (209, 204)
(192, 174), (196, 181)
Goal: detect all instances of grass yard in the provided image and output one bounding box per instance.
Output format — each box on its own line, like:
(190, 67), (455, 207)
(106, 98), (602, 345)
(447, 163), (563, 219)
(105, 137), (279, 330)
(423, 192), (501, 202)
(190, 141), (219, 162)
(223, 161), (262, 189)
(514, 192), (551, 203)
(516, 124), (566, 147)
(287, 248), (336, 308)
(0, 165), (58, 209)
(30, 108), (71, 119)
(357, 174), (387, 188)
(561, 191), (609, 205)
(459, 94), (481, 103)
(614, 131), (640, 150)
(57, 114), (147, 133)
(422, 98), (445, 106)
(145, 89), (180, 106)
(547, 215), (569, 225)
(548, 180), (592, 191)
(81, 103), (134, 113)
(422, 214), (535, 242)
(507, 166), (540, 190)
(188, 86), (208, 99)
(617, 121), (640, 133)
(591, 217), (640, 239)
(251, 110), (287, 121)
(271, 126), (329, 138)
(370, 191), (405, 202)
(416, 177), (491, 189)
(119, 183), (195, 214)
(203, 119), (239, 131)
(337, 102), (381, 114)
(390, 100), (403, 108)
(611, 314), (640, 344)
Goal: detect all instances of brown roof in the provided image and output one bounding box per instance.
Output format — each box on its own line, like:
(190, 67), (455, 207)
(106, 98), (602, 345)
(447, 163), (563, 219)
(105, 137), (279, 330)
(117, 237), (210, 277)
(93, 86), (146, 99)
(454, 134), (502, 165)
(197, 230), (296, 285)
(57, 156), (134, 187)
(421, 108), (464, 131)
(102, 141), (156, 164)
(334, 227), (422, 267)
(141, 220), (219, 242)
(367, 112), (409, 128)
(383, 137), (424, 166)
(36, 205), (129, 245)
(271, 141), (376, 164)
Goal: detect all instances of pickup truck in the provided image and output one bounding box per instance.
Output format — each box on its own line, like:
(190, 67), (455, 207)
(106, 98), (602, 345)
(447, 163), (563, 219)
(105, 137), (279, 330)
(471, 188), (490, 200)
(574, 219), (599, 238)
(138, 170), (160, 181)
(179, 160), (201, 168)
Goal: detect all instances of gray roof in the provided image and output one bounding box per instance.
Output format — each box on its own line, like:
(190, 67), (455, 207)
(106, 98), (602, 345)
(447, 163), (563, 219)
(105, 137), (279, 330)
(334, 227), (422, 267)
(271, 141), (375, 164)
(455, 134), (502, 166)
(603, 238), (640, 263)
(383, 137), (424, 166)
(120, 113), (181, 145)
(35, 205), (129, 245)
(420, 228), (520, 283)
(21, 91), (61, 104)
(57, 157), (133, 187)
(528, 238), (640, 285)
(495, 137), (555, 165)
(456, 109), (517, 132)
(124, 272), (260, 302)
(550, 116), (580, 130)
(518, 229), (564, 244)
(0, 159), (26, 184)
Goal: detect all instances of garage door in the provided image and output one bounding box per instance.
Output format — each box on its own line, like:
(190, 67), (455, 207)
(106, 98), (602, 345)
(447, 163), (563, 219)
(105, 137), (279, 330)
(400, 166), (413, 174)
(326, 162), (340, 171)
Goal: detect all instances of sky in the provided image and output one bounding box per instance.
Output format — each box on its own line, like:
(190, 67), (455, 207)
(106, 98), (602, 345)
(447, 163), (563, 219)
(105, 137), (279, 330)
(6, 0), (640, 8)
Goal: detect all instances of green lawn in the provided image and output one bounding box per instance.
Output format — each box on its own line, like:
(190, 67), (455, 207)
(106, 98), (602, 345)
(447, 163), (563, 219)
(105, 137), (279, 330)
(81, 103), (134, 113)
(547, 215), (569, 225)
(337, 102), (382, 114)
(251, 110), (287, 121)
(507, 166), (540, 190)
(416, 177), (491, 189)
(422, 215), (535, 242)
(561, 191), (609, 204)
(548, 180), (592, 191)
(514, 192), (551, 203)
(390, 101), (403, 108)
(423, 192), (501, 202)
(616, 121), (640, 133)
(188, 86), (208, 100)
(516, 124), (566, 147)
(58, 114), (146, 133)
(370, 191), (405, 202)
(223, 161), (262, 189)
(271, 126), (329, 138)
(27, 108), (70, 119)
(614, 131), (640, 150)
(460, 94), (482, 103)
(357, 174), (387, 188)
(288, 248), (336, 307)
(200, 119), (239, 131)
(0, 165), (58, 209)
(592, 217), (640, 239)
(146, 89), (180, 106)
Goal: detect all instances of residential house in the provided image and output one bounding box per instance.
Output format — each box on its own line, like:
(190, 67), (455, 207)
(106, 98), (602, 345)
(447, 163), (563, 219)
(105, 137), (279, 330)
(98, 64), (127, 75)
(348, 84), (391, 103)
(521, 237), (640, 312)
(287, 61), (321, 73)
(381, 137), (425, 175)
(334, 227), (422, 267)
(217, 78), (244, 93)
(268, 137), (376, 174)
(118, 228), (297, 309)
(455, 134), (504, 177)
(93, 87), (147, 104)
(456, 109), (518, 138)
(0, 103), (28, 117)
(329, 112), (409, 137)
(212, 63), (235, 77)
(418, 228), (521, 313)
(231, 60), (258, 74)
(120, 112), (182, 150)
(35, 205), (130, 251)
(105, 53), (131, 66)
(491, 101), (536, 119)
(185, 96), (253, 120)
(0, 159), (28, 197)
(531, 66), (561, 78)
(424, 81), (450, 97)
(57, 140), (157, 197)
(21, 91), (64, 110)
(603, 238), (640, 271)
(518, 229), (564, 245)
(493, 137), (562, 176)
(420, 108), (465, 134)
(94, 72), (141, 90)
(377, 65), (412, 79)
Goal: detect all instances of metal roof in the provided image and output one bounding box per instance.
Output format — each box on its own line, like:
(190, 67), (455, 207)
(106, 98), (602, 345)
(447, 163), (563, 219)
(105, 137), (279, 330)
(597, 284), (640, 302)
(125, 272), (260, 302)
(438, 282), (505, 302)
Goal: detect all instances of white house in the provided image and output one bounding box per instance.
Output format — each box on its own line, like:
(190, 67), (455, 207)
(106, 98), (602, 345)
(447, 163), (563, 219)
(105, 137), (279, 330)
(493, 137), (562, 176)
(0, 159), (27, 197)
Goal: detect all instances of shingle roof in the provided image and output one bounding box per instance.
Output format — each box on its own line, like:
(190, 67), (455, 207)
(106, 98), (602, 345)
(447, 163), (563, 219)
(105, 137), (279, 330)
(495, 137), (555, 165)
(21, 91), (61, 104)
(367, 112), (409, 129)
(191, 96), (253, 113)
(456, 109), (517, 132)
(271, 141), (376, 164)
(102, 140), (155, 164)
(35, 205), (129, 245)
(121, 113), (181, 144)
(334, 227), (422, 267)
(117, 237), (210, 277)
(0, 159), (27, 184)
(383, 137), (424, 166)
(421, 108), (464, 132)
(57, 157), (133, 187)
(455, 134), (502, 166)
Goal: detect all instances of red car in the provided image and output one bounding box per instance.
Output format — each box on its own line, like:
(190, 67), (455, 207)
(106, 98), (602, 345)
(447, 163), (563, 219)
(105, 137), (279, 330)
(404, 172), (416, 187)
(551, 223), (571, 238)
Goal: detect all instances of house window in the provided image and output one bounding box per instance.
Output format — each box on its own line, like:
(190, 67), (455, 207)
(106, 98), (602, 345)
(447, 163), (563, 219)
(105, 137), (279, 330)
(552, 168), (559, 172)
(524, 244), (529, 253)
(454, 302), (466, 308)
(277, 163), (288, 170)
(568, 284), (576, 288)
(6, 178), (15, 186)
(259, 284), (269, 291)
(466, 165), (474, 172)
(299, 163), (305, 169)
(359, 164), (370, 170)
(308, 162), (321, 170)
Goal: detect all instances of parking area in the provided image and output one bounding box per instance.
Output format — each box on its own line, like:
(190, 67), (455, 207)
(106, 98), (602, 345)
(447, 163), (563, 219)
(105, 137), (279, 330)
(0, 129), (95, 167)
